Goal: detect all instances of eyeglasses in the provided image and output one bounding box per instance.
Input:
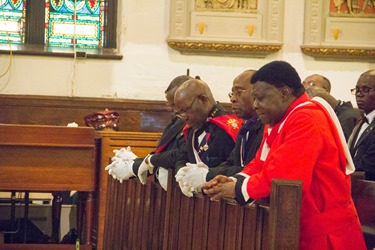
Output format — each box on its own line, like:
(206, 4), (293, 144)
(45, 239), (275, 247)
(350, 86), (375, 95)
(175, 95), (201, 119)
(302, 80), (315, 88)
(228, 89), (247, 98)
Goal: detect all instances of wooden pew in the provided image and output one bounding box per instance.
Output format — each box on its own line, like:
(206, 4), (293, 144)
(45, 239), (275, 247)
(0, 124), (96, 250)
(351, 176), (375, 249)
(104, 169), (302, 250)
(94, 131), (162, 250)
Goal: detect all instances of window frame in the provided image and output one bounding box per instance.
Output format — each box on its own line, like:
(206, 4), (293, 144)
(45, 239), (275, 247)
(0, 0), (122, 60)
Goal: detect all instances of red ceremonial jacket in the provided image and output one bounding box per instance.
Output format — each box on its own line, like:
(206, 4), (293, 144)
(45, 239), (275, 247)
(234, 94), (366, 250)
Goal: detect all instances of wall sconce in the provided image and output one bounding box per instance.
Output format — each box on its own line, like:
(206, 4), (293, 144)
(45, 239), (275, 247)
(332, 28), (340, 40)
(248, 24), (255, 36)
(197, 23), (206, 34)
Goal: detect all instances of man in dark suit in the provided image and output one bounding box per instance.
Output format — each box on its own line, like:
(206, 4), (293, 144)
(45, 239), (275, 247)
(175, 71), (264, 196)
(105, 75), (192, 190)
(348, 70), (375, 181)
(204, 70), (263, 180)
(173, 78), (243, 197)
(303, 74), (361, 141)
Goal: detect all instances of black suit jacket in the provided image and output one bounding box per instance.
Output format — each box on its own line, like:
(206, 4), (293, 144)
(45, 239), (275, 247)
(175, 103), (237, 173)
(133, 117), (186, 175)
(206, 117), (264, 181)
(348, 118), (375, 181)
(334, 101), (361, 141)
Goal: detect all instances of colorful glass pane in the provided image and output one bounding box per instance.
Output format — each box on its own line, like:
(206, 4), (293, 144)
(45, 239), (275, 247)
(0, 0), (26, 44)
(45, 0), (105, 48)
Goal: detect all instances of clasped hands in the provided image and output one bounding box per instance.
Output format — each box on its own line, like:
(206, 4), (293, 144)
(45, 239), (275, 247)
(105, 146), (155, 184)
(105, 146), (138, 183)
(175, 163), (236, 199)
(175, 162), (209, 197)
(202, 175), (236, 201)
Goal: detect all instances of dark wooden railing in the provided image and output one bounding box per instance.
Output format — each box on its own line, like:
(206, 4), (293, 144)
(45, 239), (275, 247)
(103, 170), (302, 250)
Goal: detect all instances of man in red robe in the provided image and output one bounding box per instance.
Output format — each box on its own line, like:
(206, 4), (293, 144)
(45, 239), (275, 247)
(203, 61), (366, 250)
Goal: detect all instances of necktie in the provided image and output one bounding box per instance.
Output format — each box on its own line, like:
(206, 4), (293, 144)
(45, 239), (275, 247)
(239, 117), (258, 165)
(349, 118), (367, 156)
(361, 114), (369, 124)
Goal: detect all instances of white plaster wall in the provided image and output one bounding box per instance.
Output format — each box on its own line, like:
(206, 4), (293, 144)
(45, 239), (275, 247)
(0, 0), (373, 106)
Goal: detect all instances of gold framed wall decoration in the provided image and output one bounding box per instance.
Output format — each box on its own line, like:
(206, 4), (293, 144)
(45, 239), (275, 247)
(167, 0), (285, 58)
(301, 0), (375, 60)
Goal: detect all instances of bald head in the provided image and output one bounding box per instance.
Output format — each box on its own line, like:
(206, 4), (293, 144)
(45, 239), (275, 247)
(175, 79), (215, 103)
(361, 69), (375, 77)
(303, 74), (331, 93)
(174, 79), (216, 129)
(234, 70), (256, 85)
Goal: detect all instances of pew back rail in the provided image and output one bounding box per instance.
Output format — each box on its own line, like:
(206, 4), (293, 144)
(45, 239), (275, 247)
(104, 171), (302, 250)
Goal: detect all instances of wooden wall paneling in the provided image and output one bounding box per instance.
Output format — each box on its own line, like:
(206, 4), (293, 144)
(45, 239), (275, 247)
(168, 178), (183, 250)
(126, 180), (138, 250)
(222, 199), (245, 250)
(122, 180), (135, 250)
(0, 94), (173, 132)
(0, 94), (231, 133)
(103, 176), (302, 250)
(176, 195), (193, 249)
(96, 131), (161, 250)
(260, 207), (270, 250)
(206, 199), (225, 249)
(269, 179), (302, 250)
(102, 177), (111, 249)
(351, 179), (375, 249)
(191, 194), (208, 249)
(140, 182), (152, 250)
(241, 204), (258, 250)
(137, 180), (152, 250)
(115, 178), (124, 250)
(162, 169), (178, 250)
(102, 177), (116, 250)
(150, 184), (167, 250)
(117, 181), (127, 250)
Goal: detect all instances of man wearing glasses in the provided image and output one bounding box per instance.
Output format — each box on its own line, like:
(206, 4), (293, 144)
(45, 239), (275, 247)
(173, 78), (243, 197)
(348, 70), (375, 181)
(302, 74), (361, 141)
(105, 75), (192, 190)
(175, 70), (264, 195)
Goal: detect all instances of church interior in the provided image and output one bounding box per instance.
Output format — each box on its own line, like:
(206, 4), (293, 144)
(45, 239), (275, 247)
(0, 0), (374, 249)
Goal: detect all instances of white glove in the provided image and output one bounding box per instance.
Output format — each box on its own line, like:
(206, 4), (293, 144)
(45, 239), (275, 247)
(182, 162), (209, 193)
(156, 167), (169, 191)
(138, 155), (154, 185)
(111, 146), (138, 162)
(105, 159), (135, 183)
(175, 163), (198, 197)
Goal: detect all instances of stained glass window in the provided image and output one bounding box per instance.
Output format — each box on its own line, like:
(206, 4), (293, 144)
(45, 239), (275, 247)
(0, 0), (26, 44)
(45, 0), (105, 48)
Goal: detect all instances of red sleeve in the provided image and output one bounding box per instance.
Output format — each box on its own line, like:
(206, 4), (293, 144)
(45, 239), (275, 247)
(234, 110), (326, 203)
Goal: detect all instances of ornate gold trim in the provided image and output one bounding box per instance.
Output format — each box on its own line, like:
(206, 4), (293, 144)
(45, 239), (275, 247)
(301, 46), (375, 61)
(168, 40), (282, 58)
